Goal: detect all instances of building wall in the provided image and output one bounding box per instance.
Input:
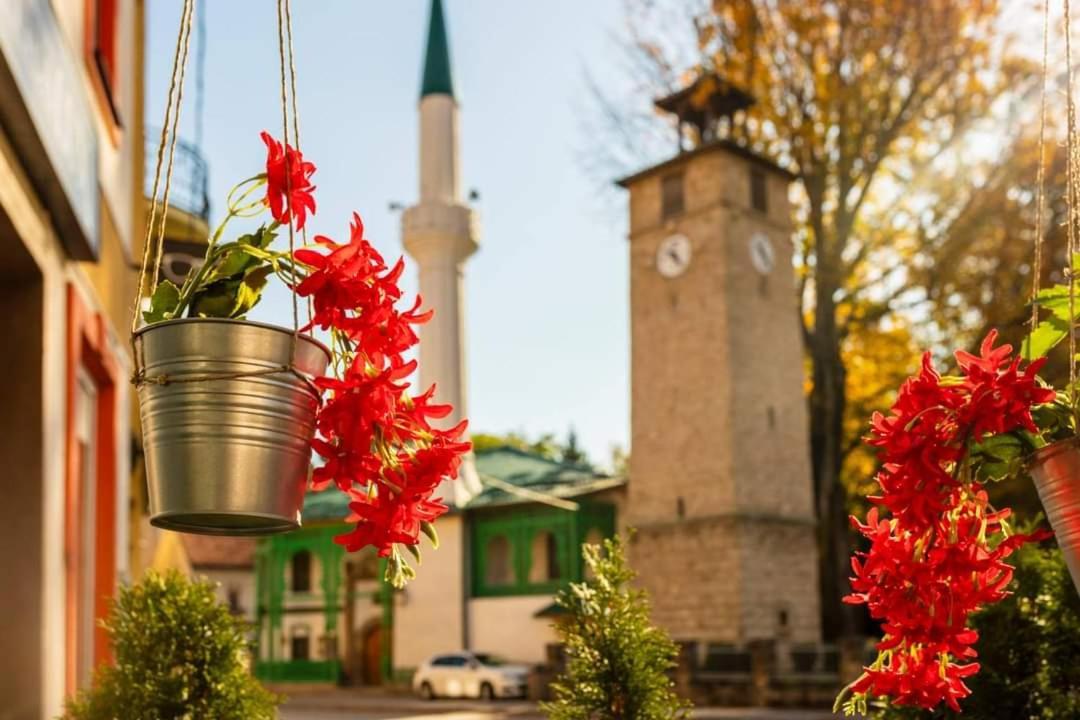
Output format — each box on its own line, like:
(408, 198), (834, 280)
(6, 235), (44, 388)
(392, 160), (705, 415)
(629, 521), (743, 643)
(195, 568), (257, 622)
(53, 0), (140, 262)
(0, 189), (54, 720)
(468, 596), (559, 665)
(393, 513), (465, 670)
(0, 1), (143, 716)
(623, 145), (821, 647)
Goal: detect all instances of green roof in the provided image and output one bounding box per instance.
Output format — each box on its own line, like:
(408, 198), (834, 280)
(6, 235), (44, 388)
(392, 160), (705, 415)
(420, 0), (454, 99)
(299, 446), (624, 523)
(466, 446), (622, 509)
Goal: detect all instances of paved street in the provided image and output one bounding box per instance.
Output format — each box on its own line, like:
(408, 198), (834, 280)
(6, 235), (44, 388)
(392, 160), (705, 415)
(277, 692), (837, 720)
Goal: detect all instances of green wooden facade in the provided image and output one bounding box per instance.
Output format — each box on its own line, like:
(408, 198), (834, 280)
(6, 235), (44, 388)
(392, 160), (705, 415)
(253, 446), (622, 684)
(471, 502), (615, 597)
(254, 523), (348, 684)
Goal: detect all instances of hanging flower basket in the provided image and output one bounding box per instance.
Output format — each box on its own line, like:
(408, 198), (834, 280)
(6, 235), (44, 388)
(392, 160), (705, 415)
(134, 124), (470, 586)
(134, 4), (470, 584)
(135, 318), (329, 535)
(1029, 438), (1080, 595)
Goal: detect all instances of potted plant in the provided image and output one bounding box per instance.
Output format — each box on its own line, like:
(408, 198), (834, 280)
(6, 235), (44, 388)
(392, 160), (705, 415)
(136, 132), (468, 586)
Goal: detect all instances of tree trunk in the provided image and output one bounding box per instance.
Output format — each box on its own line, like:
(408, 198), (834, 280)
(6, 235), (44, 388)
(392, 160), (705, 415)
(808, 269), (857, 641)
(812, 249), (859, 643)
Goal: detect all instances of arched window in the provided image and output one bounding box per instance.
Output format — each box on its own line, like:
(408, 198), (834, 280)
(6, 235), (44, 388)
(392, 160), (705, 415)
(484, 535), (513, 586)
(290, 624), (311, 661)
(529, 531), (560, 583)
(291, 550), (312, 593)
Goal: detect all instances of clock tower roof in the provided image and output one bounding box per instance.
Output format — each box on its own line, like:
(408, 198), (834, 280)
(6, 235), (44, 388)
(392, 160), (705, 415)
(615, 139), (795, 190)
(654, 72), (754, 131)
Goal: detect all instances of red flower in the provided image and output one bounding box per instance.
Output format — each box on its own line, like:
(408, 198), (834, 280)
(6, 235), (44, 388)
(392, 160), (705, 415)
(292, 207), (470, 573)
(261, 131), (316, 230)
(843, 332), (1053, 713)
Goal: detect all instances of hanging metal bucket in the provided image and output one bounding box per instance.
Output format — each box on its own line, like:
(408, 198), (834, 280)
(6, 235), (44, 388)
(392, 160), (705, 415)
(134, 318), (329, 536)
(1030, 438), (1080, 595)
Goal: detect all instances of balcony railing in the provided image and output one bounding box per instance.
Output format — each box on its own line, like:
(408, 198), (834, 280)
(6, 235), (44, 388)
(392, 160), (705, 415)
(144, 130), (210, 221)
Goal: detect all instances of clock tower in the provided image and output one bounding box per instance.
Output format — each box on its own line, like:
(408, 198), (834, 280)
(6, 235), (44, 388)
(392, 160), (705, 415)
(618, 76), (821, 648)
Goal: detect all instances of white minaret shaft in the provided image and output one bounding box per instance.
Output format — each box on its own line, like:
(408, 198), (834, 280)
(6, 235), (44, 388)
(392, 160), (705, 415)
(420, 94), (459, 203)
(403, 0), (480, 506)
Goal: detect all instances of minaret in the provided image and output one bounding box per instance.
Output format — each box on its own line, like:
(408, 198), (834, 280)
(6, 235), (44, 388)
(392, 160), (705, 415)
(402, 0), (481, 506)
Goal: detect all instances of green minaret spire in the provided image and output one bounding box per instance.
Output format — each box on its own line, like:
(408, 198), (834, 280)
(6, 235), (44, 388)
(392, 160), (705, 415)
(420, 0), (454, 99)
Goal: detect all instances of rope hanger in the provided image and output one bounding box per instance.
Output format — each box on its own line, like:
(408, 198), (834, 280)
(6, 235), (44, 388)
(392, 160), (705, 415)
(1031, 0), (1080, 414)
(132, 0), (313, 391)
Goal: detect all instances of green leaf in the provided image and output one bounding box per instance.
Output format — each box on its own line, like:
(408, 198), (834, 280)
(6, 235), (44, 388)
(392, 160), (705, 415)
(229, 265), (273, 319)
(142, 280), (181, 324)
(421, 521), (440, 549)
(971, 433), (1024, 463)
(238, 225), (277, 250)
(189, 280), (241, 318)
(211, 247), (257, 280)
(1022, 304), (1073, 359)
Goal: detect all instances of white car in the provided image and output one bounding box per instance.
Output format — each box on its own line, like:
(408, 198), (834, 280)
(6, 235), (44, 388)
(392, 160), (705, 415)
(412, 651), (529, 700)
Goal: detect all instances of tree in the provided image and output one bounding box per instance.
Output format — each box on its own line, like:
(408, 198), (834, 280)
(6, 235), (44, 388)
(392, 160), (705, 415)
(472, 429), (593, 467)
(563, 427), (587, 465)
(838, 319), (920, 514)
(63, 571), (279, 720)
(598, 0), (1039, 638)
(542, 536), (691, 720)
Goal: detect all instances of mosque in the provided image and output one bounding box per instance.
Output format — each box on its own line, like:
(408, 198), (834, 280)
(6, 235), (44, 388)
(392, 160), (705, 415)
(252, 0), (825, 696)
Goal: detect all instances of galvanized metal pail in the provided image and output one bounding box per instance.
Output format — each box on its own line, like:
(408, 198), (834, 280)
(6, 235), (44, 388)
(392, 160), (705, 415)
(1030, 438), (1080, 595)
(134, 318), (330, 536)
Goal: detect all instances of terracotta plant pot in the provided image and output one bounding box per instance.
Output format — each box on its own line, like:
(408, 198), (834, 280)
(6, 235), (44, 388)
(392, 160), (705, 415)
(134, 318), (329, 536)
(1029, 438), (1080, 595)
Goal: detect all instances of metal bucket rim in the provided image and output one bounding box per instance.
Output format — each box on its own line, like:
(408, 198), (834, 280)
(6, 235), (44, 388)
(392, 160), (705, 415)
(1029, 436), (1080, 468)
(150, 510), (301, 536)
(134, 317), (331, 362)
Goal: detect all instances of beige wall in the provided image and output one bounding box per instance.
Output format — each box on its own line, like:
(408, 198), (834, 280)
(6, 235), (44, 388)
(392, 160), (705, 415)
(196, 568), (256, 622)
(468, 596), (558, 665)
(393, 514), (465, 669)
(0, 124), (136, 719)
(624, 145), (821, 646)
(0, 212), (50, 720)
(0, 2), (143, 716)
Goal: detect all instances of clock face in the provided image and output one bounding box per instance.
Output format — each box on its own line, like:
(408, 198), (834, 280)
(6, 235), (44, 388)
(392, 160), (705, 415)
(749, 232), (776, 275)
(656, 233), (692, 278)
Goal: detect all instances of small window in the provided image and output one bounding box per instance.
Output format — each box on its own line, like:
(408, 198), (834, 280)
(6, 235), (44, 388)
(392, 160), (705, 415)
(661, 173), (685, 221)
(433, 655), (468, 667)
(85, 0), (122, 126)
(290, 627), (310, 661)
(485, 535), (513, 587)
(291, 550), (312, 593)
(528, 531), (560, 583)
(750, 167), (768, 213)
(227, 588), (241, 615)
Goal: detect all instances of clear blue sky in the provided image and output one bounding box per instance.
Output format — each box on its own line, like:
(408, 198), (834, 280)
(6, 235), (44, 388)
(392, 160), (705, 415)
(147, 1), (637, 468)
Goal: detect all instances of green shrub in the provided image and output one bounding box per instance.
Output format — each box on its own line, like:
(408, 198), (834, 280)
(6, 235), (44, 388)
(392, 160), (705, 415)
(542, 535), (691, 720)
(874, 542), (1080, 719)
(63, 570), (279, 720)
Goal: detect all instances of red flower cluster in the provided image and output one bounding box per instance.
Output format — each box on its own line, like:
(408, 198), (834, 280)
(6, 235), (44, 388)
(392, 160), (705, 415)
(843, 332), (1053, 713)
(261, 131), (316, 230)
(294, 212), (470, 565)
